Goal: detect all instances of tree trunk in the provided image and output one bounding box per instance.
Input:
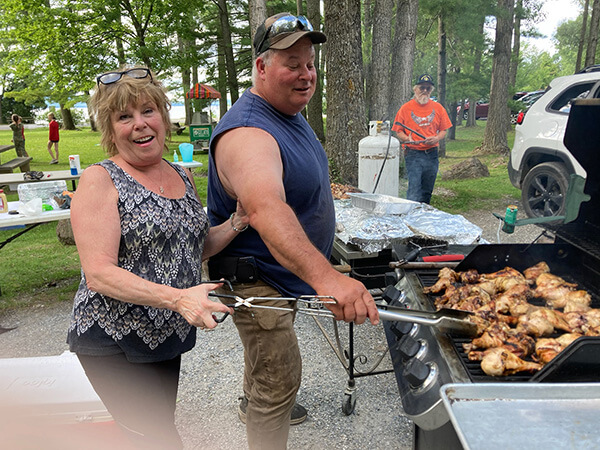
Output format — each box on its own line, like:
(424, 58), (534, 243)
(217, 0), (239, 104)
(60, 105), (75, 130)
(248, 0), (267, 58)
(576, 0), (590, 72)
(479, 0), (514, 155)
(447, 100), (457, 140)
(364, 0), (374, 119)
(179, 35), (192, 126)
(217, 34), (228, 118)
(369, 0), (394, 121)
(324, 0), (366, 185)
(456, 99), (465, 127)
(509, 0), (522, 88)
(306, 0), (326, 142)
(390, 0), (419, 120)
(437, 15), (447, 158)
(585, 0), (600, 67)
(466, 17), (485, 128)
(87, 92), (97, 132)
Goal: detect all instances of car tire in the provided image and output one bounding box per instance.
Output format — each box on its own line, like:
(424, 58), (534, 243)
(521, 162), (570, 218)
(463, 111), (468, 120)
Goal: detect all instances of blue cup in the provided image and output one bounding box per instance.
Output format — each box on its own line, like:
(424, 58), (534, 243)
(179, 143), (194, 163)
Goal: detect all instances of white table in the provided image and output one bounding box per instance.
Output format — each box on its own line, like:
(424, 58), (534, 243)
(0, 170), (81, 191)
(0, 201), (70, 249)
(173, 160), (203, 169)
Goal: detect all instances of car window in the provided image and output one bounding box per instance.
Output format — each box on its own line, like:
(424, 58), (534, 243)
(550, 82), (595, 113)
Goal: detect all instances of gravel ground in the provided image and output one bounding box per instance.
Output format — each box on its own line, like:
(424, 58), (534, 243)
(0, 206), (552, 449)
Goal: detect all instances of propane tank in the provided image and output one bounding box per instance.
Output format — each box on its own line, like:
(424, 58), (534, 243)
(358, 121), (400, 196)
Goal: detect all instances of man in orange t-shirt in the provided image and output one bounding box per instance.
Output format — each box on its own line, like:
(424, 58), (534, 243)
(392, 74), (452, 203)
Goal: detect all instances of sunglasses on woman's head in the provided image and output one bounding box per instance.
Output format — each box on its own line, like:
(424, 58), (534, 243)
(96, 68), (152, 86)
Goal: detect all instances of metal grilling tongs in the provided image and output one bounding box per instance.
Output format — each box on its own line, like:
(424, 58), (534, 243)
(208, 292), (338, 322)
(207, 288), (477, 337)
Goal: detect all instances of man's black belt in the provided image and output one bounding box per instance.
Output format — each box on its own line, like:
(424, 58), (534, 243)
(207, 256), (258, 284)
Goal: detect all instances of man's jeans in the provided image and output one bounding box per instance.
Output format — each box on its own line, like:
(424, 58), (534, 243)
(404, 147), (439, 204)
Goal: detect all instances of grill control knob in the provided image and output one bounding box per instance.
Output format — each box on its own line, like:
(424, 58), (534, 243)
(382, 285), (403, 303)
(396, 335), (421, 360)
(390, 321), (414, 339)
(403, 358), (430, 388)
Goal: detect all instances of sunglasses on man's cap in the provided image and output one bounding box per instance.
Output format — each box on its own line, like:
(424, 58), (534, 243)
(253, 13), (326, 56)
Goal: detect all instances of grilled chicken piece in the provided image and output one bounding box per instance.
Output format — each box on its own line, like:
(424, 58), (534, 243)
(493, 276), (529, 292)
(480, 267), (525, 281)
(565, 309), (600, 334)
(516, 307), (572, 336)
(468, 333), (535, 361)
(523, 261), (550, 283)
(423, 267), (458, 294)
(516, 313), (555, 337)
(549, 290), (592, 310)
(535, 272), (578, 290)
(535, 333), (582, 364)
(435, 284), (491, 310)
(494, 284), (531, 315)
(480, 347), (542, 376)
(458, 269), (480, 284)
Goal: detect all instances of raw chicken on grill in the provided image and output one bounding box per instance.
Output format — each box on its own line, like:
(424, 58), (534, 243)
(480, 347), (542, 376)
(535, 333), (583, 364)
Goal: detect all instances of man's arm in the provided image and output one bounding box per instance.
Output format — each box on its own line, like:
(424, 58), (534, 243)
(213, 127), (379, 325)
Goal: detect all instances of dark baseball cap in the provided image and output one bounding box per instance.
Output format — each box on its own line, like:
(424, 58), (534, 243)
(253, 13), (327, 56)
(416, 74), (435, 86)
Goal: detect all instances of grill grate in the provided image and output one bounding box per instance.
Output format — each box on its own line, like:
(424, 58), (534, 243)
(556, 222), (600, 260)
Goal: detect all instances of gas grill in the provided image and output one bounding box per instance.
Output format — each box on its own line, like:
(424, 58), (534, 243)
(382, 99), (600, 448)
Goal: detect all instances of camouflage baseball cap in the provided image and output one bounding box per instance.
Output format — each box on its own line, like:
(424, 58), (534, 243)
(253, 13), (326, 56)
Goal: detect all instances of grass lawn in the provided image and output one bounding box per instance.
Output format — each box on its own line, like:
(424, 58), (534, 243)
(0, 121), (517, 309)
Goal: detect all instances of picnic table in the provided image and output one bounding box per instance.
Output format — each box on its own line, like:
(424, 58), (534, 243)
(0, 144), (32, 174)
(0, 170), (81, 191)
(0, 201), (71, 295)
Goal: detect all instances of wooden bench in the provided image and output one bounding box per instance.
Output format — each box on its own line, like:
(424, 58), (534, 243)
(0, 157), (33, 174)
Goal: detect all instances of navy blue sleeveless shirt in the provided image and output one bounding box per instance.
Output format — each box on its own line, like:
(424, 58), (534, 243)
(207, 89), (335, 297)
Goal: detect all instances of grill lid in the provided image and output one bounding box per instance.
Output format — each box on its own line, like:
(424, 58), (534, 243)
(558, 99), (600, 250)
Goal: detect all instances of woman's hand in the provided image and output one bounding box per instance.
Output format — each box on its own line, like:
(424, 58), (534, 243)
(174, 282), (233, 329)
(231, 199), (249, 231)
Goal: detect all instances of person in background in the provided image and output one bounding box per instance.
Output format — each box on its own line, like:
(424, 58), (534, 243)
(392, 74), (452, 204)
(207, 13), (379, 450)
(67, 66), (249, 449)
(47, 112), (60, 164)
(9, 114), (28, 158)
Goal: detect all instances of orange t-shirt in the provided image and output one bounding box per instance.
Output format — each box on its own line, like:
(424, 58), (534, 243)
(392, 99), (452, 150)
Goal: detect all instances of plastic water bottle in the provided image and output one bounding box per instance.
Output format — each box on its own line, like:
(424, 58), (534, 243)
(173, 150), (179, 162)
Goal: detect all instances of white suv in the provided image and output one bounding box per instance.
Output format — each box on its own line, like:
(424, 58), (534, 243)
(508, 66), (600, 218)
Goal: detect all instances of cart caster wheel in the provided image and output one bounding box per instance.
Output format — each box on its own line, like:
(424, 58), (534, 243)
(342, 392), (356, 415)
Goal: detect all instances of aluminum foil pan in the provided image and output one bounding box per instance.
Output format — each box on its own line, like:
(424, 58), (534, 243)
(334, 199), (483, 254)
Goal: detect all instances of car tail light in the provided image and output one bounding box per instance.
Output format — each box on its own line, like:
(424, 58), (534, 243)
(516, 111), (525, 125)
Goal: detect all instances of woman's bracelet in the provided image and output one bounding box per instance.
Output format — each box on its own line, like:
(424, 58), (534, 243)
(230, 212), (248, 233)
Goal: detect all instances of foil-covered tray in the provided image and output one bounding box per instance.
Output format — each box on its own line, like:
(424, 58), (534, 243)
(348, 193), (419, 215)
(441, 383), (600, 449)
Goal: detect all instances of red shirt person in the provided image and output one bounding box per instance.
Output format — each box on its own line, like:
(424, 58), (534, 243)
(47, 113), (60, 164)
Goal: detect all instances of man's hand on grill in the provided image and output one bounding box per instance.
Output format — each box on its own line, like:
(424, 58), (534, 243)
(317, 272), (380, 325)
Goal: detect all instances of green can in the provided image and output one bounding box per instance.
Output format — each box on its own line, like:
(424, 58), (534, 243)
(502, 205), (518, 233)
